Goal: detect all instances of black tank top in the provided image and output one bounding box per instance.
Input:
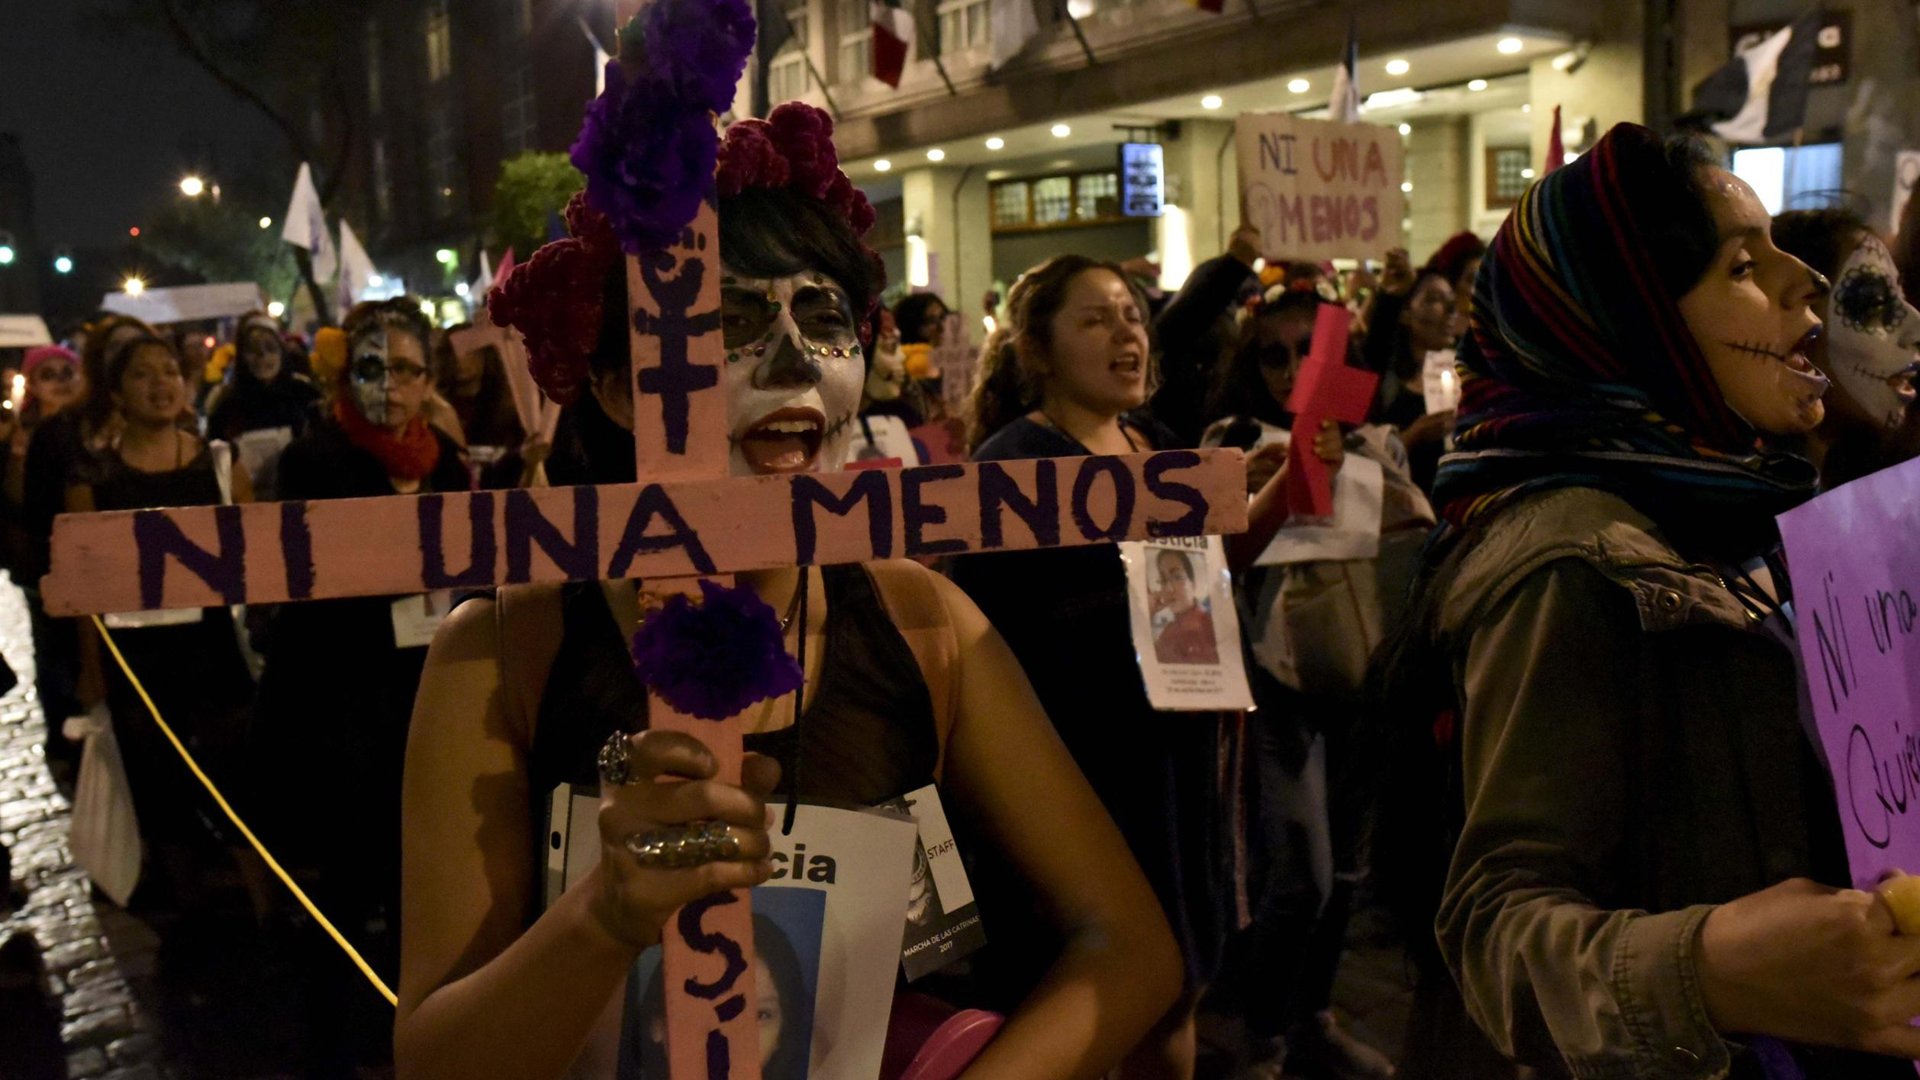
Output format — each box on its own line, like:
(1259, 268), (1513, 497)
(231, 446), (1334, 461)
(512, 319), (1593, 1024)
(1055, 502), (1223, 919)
(528, 565), (940, 847)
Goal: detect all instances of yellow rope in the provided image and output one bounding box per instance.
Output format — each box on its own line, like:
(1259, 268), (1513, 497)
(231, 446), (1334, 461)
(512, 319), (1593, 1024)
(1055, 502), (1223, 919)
(89, 614), (399, 1007)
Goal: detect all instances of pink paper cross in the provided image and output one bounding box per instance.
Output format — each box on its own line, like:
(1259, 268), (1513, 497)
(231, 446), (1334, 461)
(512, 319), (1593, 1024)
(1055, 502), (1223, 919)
(1283, 304), (1378, 517)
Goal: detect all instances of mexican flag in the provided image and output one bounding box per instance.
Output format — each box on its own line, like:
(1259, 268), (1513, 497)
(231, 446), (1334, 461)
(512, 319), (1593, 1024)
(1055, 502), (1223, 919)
(872, 0), (913, 87)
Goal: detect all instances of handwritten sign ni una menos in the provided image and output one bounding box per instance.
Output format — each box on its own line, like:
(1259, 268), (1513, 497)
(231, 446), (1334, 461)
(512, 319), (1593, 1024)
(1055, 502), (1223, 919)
(1236, 113), (1406, 264)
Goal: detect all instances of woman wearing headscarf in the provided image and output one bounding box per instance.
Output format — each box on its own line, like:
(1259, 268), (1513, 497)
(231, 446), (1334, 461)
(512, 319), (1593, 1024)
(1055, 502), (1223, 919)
(1771, 208), (1920, 488)
(1384, 123), (1916, 1077)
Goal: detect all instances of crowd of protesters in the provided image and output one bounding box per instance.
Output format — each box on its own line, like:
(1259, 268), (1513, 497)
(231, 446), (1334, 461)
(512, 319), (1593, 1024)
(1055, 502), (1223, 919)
(4, 117), (1920, 1080)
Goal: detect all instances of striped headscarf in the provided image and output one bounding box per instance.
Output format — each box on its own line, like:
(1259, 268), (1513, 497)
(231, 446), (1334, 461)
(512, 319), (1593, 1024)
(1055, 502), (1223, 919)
(1431, 122), (1817, 556)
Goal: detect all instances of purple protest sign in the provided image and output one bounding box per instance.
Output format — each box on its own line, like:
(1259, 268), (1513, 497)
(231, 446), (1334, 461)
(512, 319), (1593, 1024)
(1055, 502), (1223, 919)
(1778, 457), (1920, 892)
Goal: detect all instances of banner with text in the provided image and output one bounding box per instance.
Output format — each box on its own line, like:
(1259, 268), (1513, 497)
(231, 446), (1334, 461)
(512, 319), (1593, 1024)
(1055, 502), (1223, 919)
(45, 449), (1248, 616)
(1237, 114), (1406, 264)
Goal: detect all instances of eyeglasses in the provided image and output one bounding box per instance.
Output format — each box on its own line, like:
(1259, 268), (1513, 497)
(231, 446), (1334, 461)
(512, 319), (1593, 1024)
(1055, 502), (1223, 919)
(350, 357), (429, 386)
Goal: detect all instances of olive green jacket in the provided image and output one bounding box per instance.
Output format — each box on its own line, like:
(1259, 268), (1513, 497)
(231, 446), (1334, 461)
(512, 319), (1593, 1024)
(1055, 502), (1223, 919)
(1432, 486), (1901, 1079)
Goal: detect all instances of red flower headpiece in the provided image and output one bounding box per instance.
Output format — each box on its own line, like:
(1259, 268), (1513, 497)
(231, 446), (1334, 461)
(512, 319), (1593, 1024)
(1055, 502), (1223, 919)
(492, 102), (881, 406)
(487, 194), (620, 405)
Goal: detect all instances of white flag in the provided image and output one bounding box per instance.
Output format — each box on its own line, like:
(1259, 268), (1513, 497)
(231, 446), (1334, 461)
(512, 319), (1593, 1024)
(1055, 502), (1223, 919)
(281, 163), (338, 289)
(581, 17), (610, 95)
(473, 251), (495, 299)
(337, 220), (376, 313)
(988, 0), (1040, 70)
(1328, 24), (1361, 124)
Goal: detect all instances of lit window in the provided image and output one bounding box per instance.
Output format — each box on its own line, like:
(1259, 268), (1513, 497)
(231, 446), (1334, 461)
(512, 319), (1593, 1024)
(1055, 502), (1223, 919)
(992, 182), (1031, 229)
(838, 0), (873, 84)
(503, 65), (537, 155)
(938, 0), (992, 55)
(427, 110), (460, 218)
(365, 20), (382, 114)
(371, 140), (392, 222)
(425, 0), (453, 84)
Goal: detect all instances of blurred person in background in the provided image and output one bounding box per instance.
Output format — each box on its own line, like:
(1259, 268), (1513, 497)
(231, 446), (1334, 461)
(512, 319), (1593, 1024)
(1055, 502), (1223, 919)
(1772, 207), (1920, 486)
(433, 324), (527, 489)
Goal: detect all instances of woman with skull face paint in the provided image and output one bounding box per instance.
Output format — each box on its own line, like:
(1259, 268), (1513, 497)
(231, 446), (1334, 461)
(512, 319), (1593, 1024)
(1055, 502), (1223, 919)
(396, 104), (1180, 1080)
(1771, 209), (1920, 488)
(250, 299), (471, 997)
(1371, 124), (1919, 1078)
(206, 315), (321, 436)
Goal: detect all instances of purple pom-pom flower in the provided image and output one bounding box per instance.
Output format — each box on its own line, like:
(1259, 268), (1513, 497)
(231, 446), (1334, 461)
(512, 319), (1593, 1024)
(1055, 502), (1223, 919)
(645, 0), (756, 115)
(630, 580), (803, 722)
(569, 0), (757, 256)
(570, 62), (719, 255)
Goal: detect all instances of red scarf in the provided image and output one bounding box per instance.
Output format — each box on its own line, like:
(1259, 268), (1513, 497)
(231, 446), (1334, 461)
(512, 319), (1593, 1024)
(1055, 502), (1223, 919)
(332, 395), (442, 482)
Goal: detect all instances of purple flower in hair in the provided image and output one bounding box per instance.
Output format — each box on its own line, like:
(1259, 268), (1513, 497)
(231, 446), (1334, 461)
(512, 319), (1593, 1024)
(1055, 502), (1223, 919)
(630, 580), (803, 722)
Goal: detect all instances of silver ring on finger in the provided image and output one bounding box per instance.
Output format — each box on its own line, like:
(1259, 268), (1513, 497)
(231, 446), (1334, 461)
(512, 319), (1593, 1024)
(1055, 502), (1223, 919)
(624, 821), (740, 869)
(597, 731), (638, 788)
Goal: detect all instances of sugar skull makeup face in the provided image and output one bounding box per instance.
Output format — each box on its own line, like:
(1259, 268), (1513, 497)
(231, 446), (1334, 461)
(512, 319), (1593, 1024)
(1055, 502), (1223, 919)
(1823, 235), (1920, 430)
(720, 267), (864, 476)
(348, 327), (431, 432)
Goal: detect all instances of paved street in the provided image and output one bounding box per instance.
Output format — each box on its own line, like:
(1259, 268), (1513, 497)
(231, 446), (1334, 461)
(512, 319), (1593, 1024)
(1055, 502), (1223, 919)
(0, 578), (395, 1080)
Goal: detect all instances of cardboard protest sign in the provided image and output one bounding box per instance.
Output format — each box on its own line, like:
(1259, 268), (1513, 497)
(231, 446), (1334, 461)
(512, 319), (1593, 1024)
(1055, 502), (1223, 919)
(44, 450), (1246, 615)
(1120, 536), (1255, 711)
(1777, 457), (1920, 891)
(1283, 304), (1377, 518)
(1237, 114), (1406, 264)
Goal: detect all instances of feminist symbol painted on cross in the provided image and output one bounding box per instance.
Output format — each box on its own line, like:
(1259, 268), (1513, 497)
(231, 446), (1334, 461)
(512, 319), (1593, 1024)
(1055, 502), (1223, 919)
(42, 109), (1250, 1080)
(633, 233), (723, 455)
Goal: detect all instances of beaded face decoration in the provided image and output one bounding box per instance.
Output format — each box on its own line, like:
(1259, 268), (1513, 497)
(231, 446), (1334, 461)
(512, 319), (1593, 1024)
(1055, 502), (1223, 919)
(721, 269), (864, 476)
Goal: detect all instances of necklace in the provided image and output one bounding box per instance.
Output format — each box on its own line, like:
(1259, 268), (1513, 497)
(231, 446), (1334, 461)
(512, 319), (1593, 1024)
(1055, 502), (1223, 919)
(777, 569), (806, 634)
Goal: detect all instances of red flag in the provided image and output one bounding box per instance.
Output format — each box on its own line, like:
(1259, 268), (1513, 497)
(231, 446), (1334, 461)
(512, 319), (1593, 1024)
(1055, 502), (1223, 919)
(490, 247), (517, 302)
(872, 0), (912, 88)
(1545, 105), (1566, 173)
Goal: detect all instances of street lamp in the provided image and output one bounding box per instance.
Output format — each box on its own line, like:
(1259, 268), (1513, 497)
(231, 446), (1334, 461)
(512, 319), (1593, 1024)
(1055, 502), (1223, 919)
(435, 248), (457, 266)
(267, 301), (286, 318)
(53, 255), (73, 275)
(123, 276), (146, 296)
(259, 216), (273, 230)
(0, 245), (14, 267)
(179, 175), (206, 198)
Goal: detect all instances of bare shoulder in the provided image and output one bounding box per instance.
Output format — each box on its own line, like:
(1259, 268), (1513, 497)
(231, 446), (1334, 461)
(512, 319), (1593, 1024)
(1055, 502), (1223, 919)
(864, 559), (987, 638)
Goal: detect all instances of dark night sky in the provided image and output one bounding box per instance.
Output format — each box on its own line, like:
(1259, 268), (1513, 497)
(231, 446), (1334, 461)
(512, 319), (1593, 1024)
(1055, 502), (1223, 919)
(0, 1), (289, 251)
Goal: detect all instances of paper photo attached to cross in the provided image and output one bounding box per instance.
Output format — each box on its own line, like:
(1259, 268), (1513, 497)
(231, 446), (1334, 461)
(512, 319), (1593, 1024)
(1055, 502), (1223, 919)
(45, 90), (1248, 1080)
(1283, 303), (1378, 517)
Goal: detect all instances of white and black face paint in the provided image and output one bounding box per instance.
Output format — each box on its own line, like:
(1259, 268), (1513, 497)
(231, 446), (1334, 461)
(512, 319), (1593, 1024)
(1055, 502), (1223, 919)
(1826, 236), (1920, 429)
(350, 330), (394, 426)
(720, 266), (865, 476)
